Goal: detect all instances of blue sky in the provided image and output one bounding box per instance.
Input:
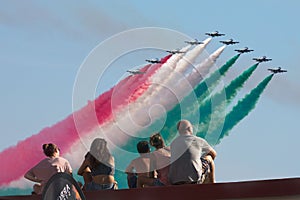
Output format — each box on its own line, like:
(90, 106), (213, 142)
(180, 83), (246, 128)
(1, 0), (299, 184)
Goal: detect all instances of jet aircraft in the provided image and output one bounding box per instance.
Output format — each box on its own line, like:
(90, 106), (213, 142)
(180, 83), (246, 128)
(205, 31), (225, 37)
(126, 69), (145, 75)
(268, 67), (287, 74)
(166, 49), (186, 54)
(219, 39), (239, 45)
(252, 56), (272, 63)
(184, 39), (203, 45)
(234, 47), (254, 54)
(145, 58), (161, 64)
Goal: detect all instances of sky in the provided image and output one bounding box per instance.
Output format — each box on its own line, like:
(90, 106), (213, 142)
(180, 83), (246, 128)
(0, 0), (300, 186)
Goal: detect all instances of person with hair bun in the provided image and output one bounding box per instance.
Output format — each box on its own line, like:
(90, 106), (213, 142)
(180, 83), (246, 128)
(24, 143), (72, 195)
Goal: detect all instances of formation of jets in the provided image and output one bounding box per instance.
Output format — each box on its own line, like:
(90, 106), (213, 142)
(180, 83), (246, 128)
(220, 39), (239, 45)
(126, 31), (287, 76)
(253, 56), (272, 63)
(126, 69), (145, 75)
(234, 47), (254, 54)
(145, 58), (161, 64)
(166, 49), (186, 54)
(184, 39), (203, 45)
(268, 67), (287, 74)
(205, 31), (225, 37)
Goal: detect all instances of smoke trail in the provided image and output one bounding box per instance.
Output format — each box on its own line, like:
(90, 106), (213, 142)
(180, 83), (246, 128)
(197, 63), (259, 138)
(205, 74), (274, 145)
(112, 40), (212, 138)
(125, 45), (192, 111)
(144, 38), (212, 110)
(194, 54), (240, 102)
(0, 55), (171, 187)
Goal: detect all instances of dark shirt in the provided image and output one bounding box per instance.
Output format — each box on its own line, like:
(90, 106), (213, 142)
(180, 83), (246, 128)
(91, 162), (114, 176)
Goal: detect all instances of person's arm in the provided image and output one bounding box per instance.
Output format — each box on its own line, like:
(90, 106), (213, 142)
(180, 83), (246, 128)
(207, 148), (217, 160)
(77, 156), (90, 176)
(126, 172), (137, 188)
(24, 169), (41, 183)
(65, 160), (73, 176)
(149, 153), (156, 178)
(125, 161), (137, 188)
(201, 138), (217, 159)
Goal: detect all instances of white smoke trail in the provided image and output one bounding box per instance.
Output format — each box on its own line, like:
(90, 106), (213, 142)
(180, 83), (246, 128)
(149, 38), (212, 97)
(114, 38), (212, 131)
(187, 45), (226, 86)
(129, 44), (192, 105)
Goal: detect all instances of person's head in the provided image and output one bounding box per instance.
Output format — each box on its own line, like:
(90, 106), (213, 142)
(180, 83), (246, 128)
(177, 120), (193, 135)
(90, 138), (112, 165)
(42, 143), (59, 157)
(137, 141), (150, 154)
(149, 133), (165, 149)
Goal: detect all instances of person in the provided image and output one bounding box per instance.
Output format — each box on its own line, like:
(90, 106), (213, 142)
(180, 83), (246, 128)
(125, 141), (153, 188)
(77, 138), (116, 191)
(24, 143), (73, 195)
(149, 133), (171, 186)
(168, 120), (217, 185)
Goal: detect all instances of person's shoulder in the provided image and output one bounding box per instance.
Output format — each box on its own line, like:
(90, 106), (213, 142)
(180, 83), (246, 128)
(130, 157), (141, 163)
(56, 156), (71, 163)
(194, 136), (211, 146)
(171, 135), (183, 142)
(34, 157), (49, 167)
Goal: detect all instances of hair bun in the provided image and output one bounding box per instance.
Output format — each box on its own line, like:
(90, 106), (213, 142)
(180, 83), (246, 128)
(42, 144), (48, 150)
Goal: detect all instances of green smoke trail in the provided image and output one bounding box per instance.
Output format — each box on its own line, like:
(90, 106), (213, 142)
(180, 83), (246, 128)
(197, 63), (259, 137)
(205, 74), (274, 145)
(225, 63), (259, 103)
(195, 54), (240, 102)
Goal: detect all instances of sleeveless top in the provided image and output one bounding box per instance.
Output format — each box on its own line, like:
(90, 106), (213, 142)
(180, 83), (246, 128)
(91, 162), (114, 176)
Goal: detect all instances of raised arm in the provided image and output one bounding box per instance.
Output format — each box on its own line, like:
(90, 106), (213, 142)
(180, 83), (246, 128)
(77, 155), (91, 176)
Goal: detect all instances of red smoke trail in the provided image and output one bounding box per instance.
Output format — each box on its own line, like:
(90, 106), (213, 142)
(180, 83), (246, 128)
(0, 55), (171, 187)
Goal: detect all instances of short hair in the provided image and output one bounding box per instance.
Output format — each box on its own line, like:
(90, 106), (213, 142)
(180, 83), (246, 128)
(137, 141), (150, 154)
(177, 120), (193, 134)
(149, 133), (165, 149)
(42, 143), (59, 157)
(176, 121), (182, 131)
